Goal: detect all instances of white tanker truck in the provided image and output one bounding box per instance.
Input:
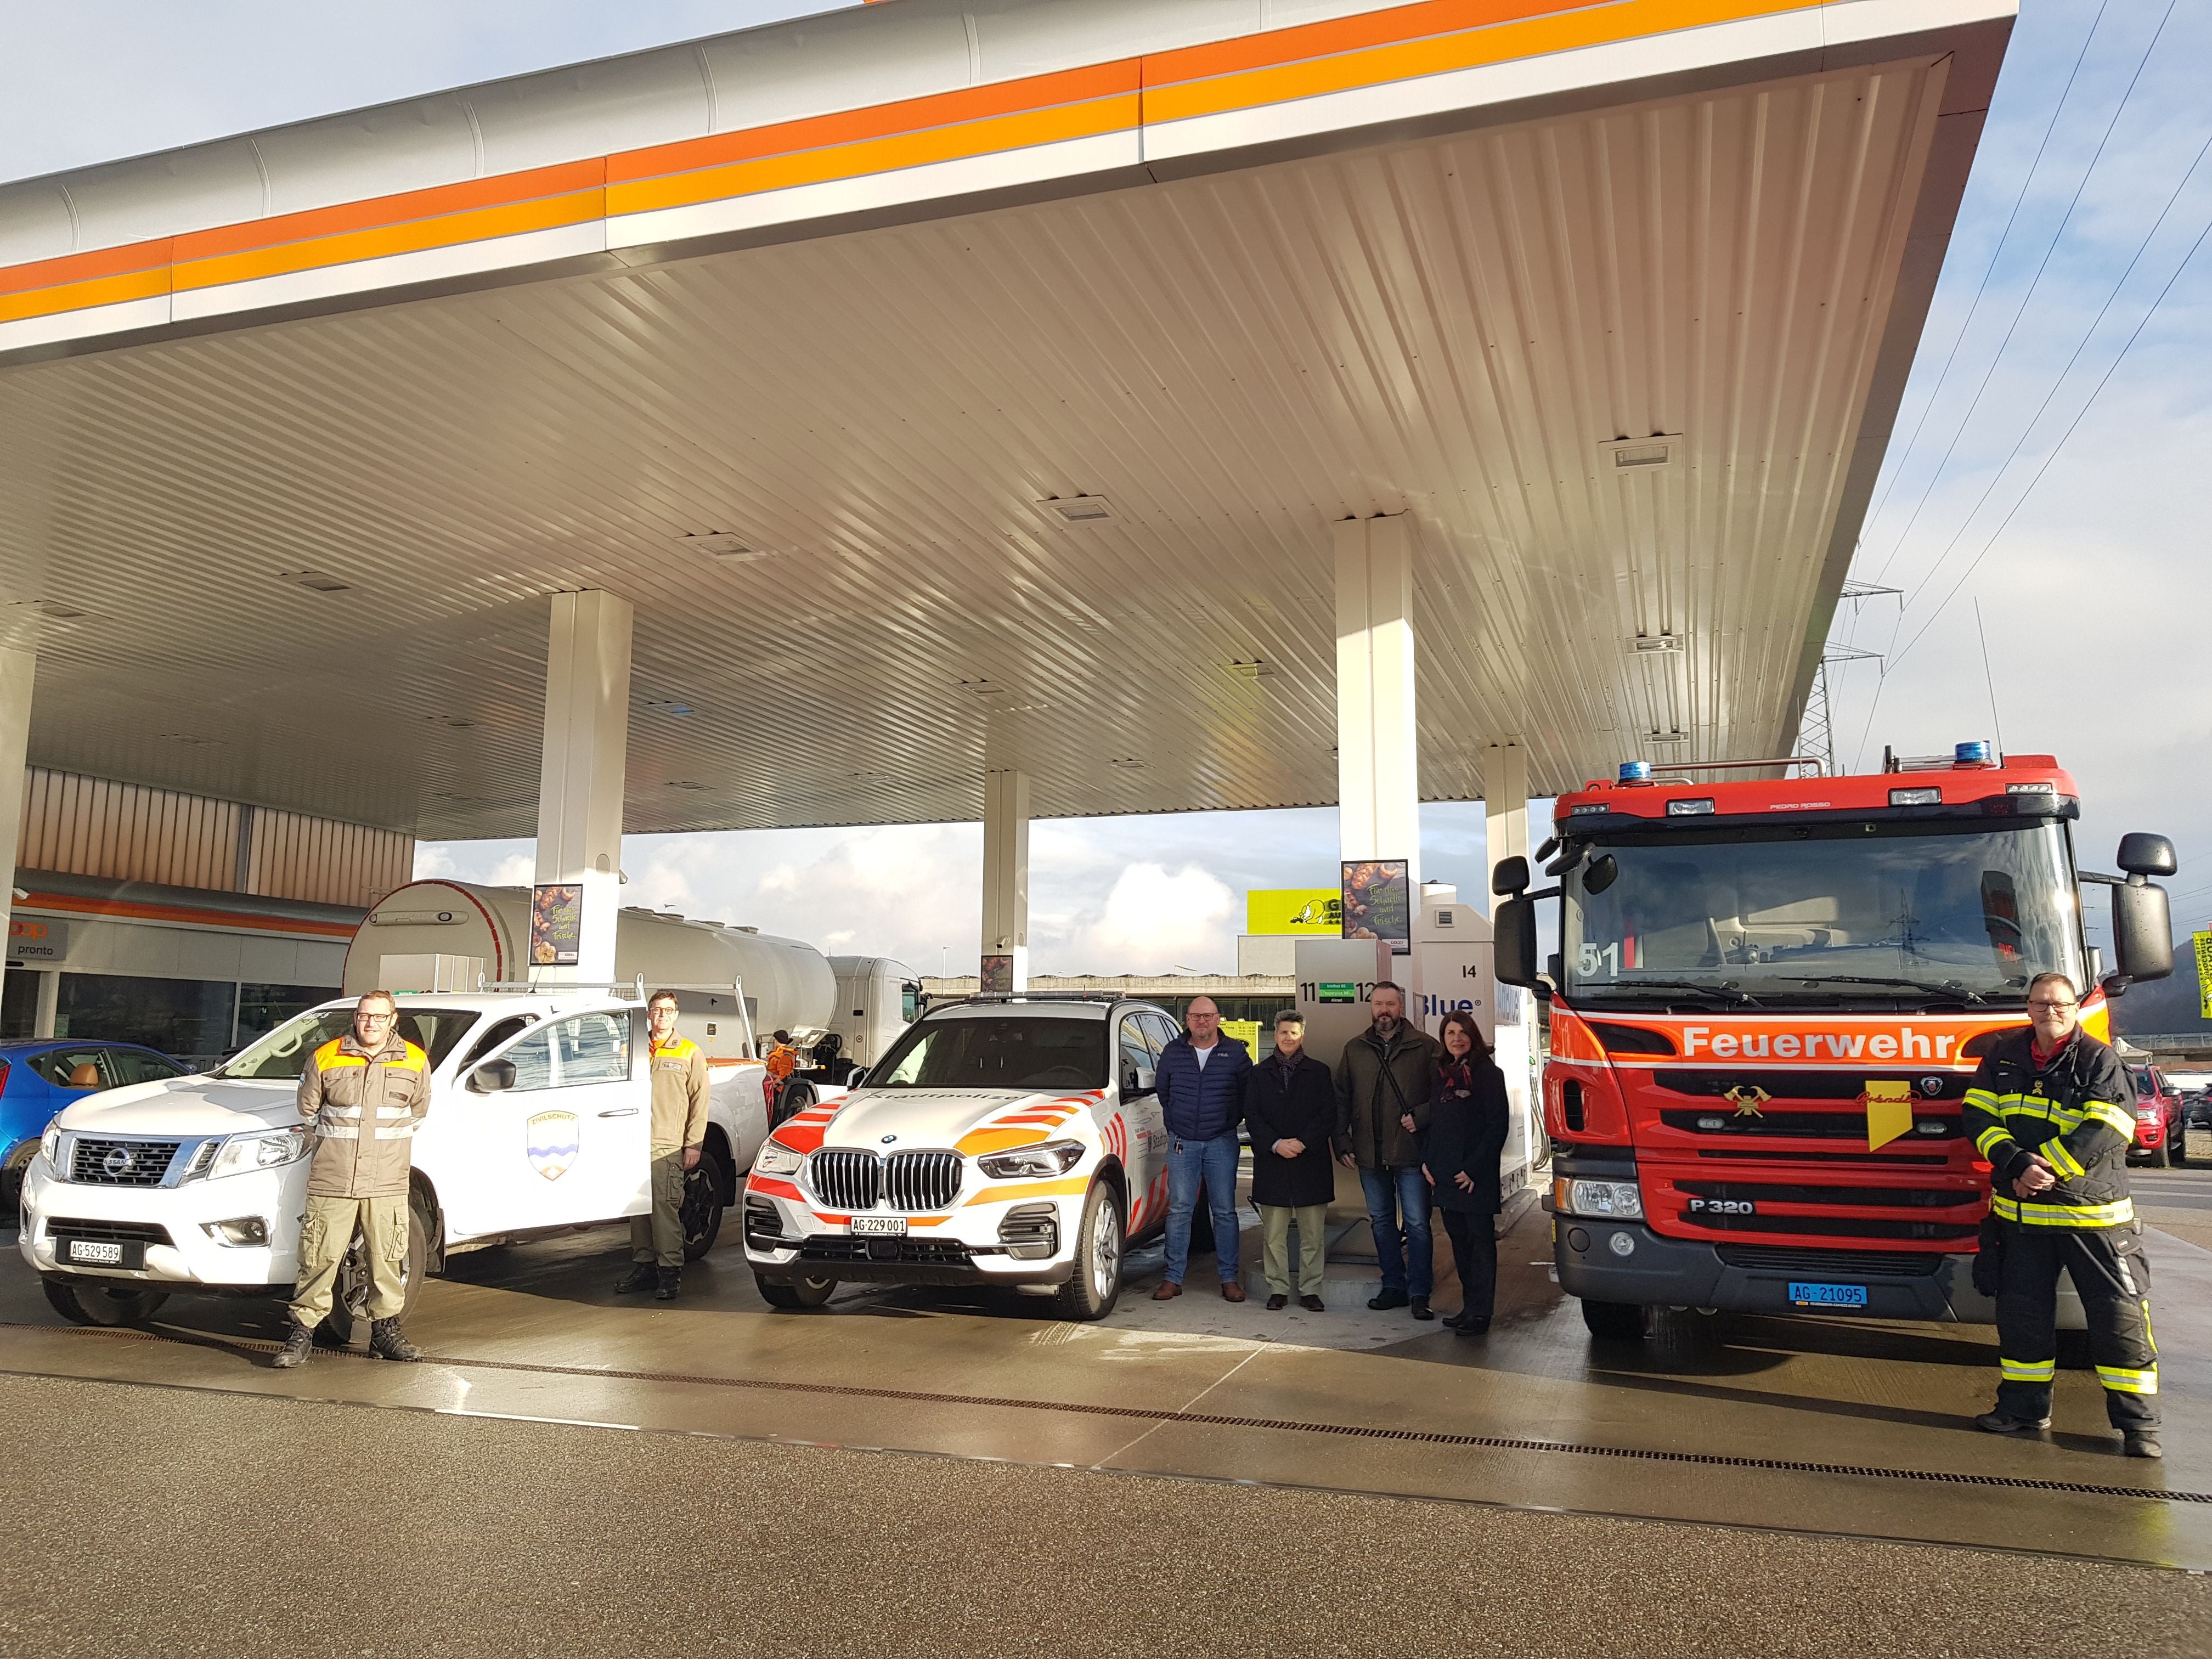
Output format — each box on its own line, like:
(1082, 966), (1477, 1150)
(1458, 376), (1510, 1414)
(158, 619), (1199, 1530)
(348, 881), (917, 1077)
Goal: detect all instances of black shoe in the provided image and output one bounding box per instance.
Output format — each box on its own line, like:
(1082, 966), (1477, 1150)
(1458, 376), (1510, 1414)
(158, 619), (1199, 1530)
(368, 1318), (422, 1363)
(2124, 1431), (2163, 1459)
(654, 1268), (681, 1301)
(1974, 1409), (2050, 1435)
(272, 1321), (314, 1369)
(1458, 1316), (1491, 1336)
(614, 1263), (657, 1294)
(1300, 1295), (1325, 1313)
(1265, 1293), (1288, 1311)
(1368, 1288), (1410, 1311)
(1409, 1296), (1436, 1322)
(1441, 1310), (1470, 1329)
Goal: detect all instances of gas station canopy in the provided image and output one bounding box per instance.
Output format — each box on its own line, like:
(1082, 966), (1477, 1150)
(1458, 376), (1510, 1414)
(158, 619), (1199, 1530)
(0, 0), (2013, 839)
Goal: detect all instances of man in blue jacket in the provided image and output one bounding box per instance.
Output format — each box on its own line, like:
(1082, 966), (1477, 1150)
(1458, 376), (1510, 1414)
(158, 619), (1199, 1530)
(1152, 996), (1254, 1301)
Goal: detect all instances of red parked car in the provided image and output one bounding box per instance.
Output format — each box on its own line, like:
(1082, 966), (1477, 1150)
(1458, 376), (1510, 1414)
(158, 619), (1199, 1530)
(2126, 1064), (2183, 1167)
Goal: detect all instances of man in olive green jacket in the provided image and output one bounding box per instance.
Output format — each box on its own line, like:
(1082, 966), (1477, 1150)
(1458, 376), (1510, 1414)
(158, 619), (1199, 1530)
(274, 991), (430, 1368)
(616, 990), (712, 1301)
(1335, 983), (1442, 1318)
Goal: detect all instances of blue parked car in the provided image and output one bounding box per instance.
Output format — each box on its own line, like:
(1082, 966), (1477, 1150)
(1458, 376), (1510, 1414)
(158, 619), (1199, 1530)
(1, 1040), (191, 1210)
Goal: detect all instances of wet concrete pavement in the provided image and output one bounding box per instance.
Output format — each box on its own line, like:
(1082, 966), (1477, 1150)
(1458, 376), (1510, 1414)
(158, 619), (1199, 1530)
(6, 1163), (2210, 1595)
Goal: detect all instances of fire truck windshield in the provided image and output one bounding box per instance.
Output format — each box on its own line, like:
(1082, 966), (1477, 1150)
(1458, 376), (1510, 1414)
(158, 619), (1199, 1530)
(1561, 818), (2084, 1009)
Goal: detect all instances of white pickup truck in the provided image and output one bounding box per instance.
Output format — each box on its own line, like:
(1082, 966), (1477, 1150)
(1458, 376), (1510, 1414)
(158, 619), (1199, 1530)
(19, 991), (775, 1329)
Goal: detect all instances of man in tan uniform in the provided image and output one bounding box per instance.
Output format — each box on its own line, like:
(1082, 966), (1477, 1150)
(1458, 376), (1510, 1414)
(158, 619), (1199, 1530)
(616, 990), (710, 1301)
(274, 990), (430, 1367)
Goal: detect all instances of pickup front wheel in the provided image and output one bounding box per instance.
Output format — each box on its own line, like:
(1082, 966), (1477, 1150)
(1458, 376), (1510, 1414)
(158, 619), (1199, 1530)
(43, 1278), (168, 1328)
(1581, 1298), (1646, 1341)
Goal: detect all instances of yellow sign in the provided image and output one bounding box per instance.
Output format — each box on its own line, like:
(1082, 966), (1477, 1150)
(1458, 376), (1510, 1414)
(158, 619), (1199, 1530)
(1221, 1019), (1261, 1054)
(1247, 888), (1341, 935)
(2194, 931), (2212, 1019)
(1863, 1080), (1913, 1152)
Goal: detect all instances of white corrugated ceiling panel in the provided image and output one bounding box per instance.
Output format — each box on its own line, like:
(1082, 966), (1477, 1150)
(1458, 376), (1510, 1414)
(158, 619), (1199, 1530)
(0, 55), (1944, 837)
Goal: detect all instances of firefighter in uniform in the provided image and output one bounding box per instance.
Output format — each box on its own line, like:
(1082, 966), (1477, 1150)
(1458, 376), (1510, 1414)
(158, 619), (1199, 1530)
(1966, 970), (2159, 1457)
(763, 1029), (799, 1120)
(616, 991), (710, 1301)
(274, 990), (430, 1367)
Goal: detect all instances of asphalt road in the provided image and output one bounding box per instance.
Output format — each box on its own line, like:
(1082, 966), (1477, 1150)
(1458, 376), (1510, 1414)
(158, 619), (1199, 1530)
(5, 1370), (2209, 1659)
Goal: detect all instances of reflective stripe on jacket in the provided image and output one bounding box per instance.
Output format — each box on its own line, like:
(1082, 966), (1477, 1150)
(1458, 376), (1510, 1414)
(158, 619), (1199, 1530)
(1964, 1026), (2136, 1229)
(650, 1036), (711, 1152)
(298, 1034), (430, 1199)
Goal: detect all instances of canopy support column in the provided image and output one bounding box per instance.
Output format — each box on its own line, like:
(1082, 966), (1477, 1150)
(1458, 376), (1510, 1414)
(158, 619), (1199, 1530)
(0, 644), (33, 968)
(1485, 738), (1530, 916)
(533, 592), (633, 988)
(981, 769), (1030, 993)
(1335, 512), (1421, 890)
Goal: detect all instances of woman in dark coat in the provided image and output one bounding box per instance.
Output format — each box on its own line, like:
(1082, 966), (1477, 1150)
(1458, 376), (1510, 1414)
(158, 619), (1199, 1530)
(1424, 1009), (1511, 1333)
(1243, 1011), (1339, 1312)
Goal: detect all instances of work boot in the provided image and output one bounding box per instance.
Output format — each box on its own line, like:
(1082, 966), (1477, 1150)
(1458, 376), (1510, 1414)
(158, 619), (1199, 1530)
(1265, 1294), (1289, 1311)
(614, 1263), (657, 1295)
(1974, 1409), (2050, 1435)
(654, 1268), (681, 1301)
(272, 1321), (314, 1369)
(1152, 1280), (1181, 1301)
(1300, 1295), (1326, 1313)
(1221, 1281), (1246, 1304)
(2123, 1431), (2163, 1459)
(368, 1318), (422, 1363)
(1368, 1288), (1409, 1311)
(1410, 1296), (1436, 1321)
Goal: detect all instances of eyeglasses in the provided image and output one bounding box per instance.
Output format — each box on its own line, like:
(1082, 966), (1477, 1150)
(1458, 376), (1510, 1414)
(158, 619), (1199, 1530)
(2027, 1000), (2078, 1013)
(357, 1012), (395, 1023)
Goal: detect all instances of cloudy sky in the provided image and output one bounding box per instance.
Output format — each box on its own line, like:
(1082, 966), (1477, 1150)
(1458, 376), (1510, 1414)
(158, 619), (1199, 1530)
(10, 2), (2208, 975)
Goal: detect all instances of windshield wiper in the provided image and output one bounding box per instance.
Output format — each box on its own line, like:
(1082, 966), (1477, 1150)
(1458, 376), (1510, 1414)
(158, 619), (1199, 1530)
(1590, 979), (1763, 1008)
(1792, 975), (1987, 1006)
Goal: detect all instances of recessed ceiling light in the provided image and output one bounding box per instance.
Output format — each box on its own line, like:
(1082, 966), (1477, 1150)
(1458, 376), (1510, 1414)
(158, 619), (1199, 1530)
(1646, 731), (1688, 746)
(1036, 495), (1114, 525)
(680, 533), (775, 563)
(959, 678), (1007, 697)
(160, 732), (223, 746)
(1632, 634), (1684, 656)
(1601, 435), (1684, 471)
(1110, 757), (1144, 770)
(31, 600), (86, 620)
(644, 699), (693, 717)
(283, 571), (352, 592)
(665, 780), (711, 791)
(1226, 659), (1277, 680)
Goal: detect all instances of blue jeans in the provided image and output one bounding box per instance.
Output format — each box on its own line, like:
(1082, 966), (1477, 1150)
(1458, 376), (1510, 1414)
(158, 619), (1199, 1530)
(1359, 1165), (1433, 1297)
(1165, 1133), (1242, 1285)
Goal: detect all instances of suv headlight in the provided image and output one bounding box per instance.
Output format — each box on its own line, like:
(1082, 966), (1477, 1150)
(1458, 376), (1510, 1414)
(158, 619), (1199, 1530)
(977, 1141), (1085, 1180)
(1555, 1177), (1643, 1219)
(207, 1130), (311, 1180)
(41, 1125), (64, 1173)
(755, 1139), (805, 1176)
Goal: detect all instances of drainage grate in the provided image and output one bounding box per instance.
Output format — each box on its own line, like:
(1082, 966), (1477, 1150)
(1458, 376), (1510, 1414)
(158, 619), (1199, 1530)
(9, 1321), (2200, 1506)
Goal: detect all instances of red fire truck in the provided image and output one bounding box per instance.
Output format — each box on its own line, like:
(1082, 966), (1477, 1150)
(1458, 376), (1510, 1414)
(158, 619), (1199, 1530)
(1492, 743), (2176, 1340)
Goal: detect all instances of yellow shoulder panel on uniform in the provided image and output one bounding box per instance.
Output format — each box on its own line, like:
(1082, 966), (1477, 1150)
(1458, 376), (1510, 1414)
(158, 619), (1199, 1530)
(396, 1041), (429, 1069)
(314, 1038), (363, 1070)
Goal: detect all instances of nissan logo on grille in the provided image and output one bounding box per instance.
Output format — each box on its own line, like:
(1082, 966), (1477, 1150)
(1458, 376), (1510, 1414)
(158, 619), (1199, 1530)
(101, 1146), (134, 1178)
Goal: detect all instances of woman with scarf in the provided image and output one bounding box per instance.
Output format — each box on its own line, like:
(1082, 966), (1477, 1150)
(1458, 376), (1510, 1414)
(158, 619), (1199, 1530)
(1424, 1009), (1511, 1333)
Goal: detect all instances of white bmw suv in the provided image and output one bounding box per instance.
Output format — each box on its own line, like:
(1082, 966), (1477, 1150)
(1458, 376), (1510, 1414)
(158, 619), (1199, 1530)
(743, 996), (1180, 1320)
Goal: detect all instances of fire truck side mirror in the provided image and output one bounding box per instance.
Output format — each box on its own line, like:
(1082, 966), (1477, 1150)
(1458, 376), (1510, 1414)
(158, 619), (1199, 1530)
(1492, 855), (1530, 897)
(2117, 833), (2177, 878)
(1493, 896), (1543, 993)
(2111, 879), (2174, 985)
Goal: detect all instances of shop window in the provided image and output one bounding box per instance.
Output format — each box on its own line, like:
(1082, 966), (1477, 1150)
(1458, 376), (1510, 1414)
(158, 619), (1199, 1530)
(0, 968), (36, 1040)
(53, 973), (237, 1065)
